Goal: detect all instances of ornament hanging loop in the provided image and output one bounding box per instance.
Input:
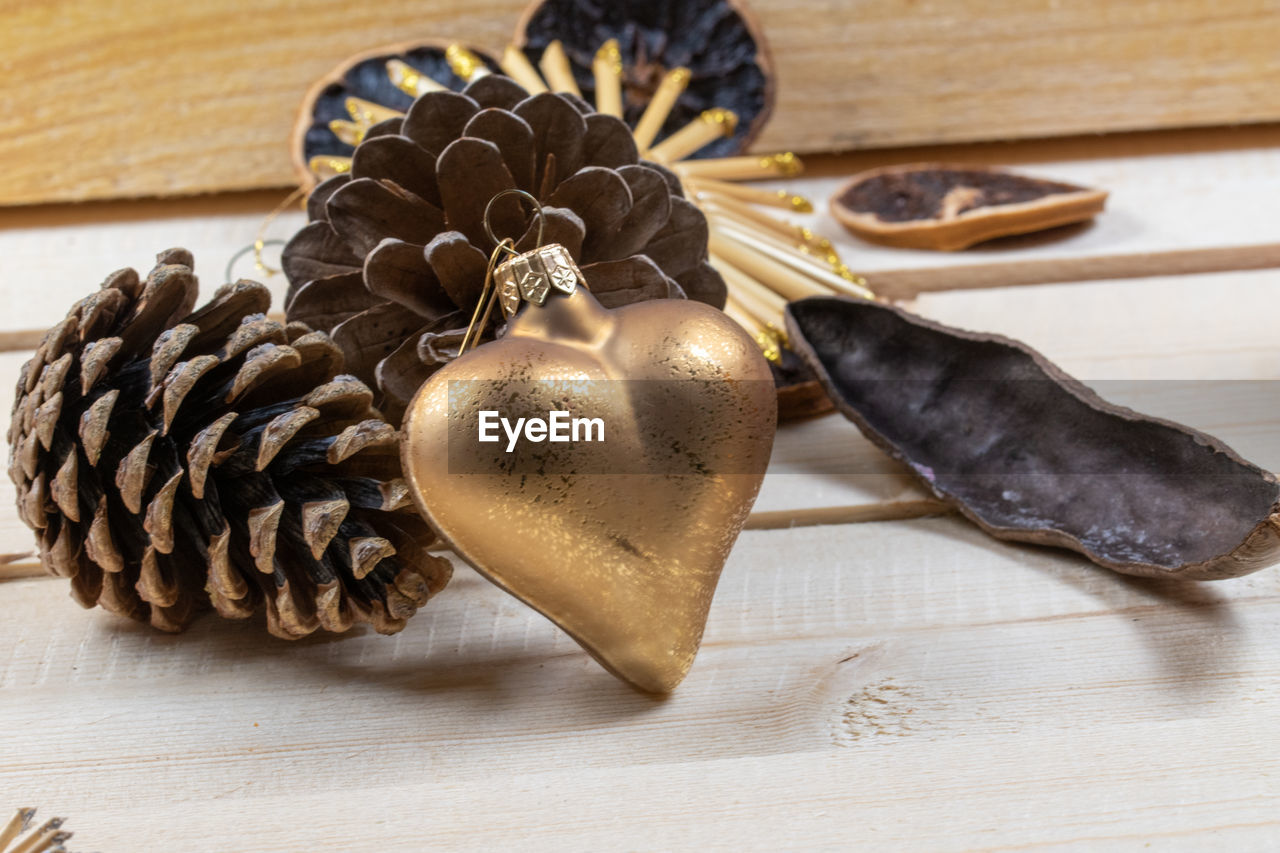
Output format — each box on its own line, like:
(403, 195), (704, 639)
(460, 237), (517, 354)
(224, 185), (308, 283)
(483, 188), (545, 252)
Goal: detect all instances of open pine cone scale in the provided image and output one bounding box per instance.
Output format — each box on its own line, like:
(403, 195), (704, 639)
(284, 76), (725, 421)
(10, 250), (451, 638)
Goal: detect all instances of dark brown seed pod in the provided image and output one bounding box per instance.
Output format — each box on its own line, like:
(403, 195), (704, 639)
(786, 296), (1280, 580)
(831, 163), (1108, 251)
(8, 249), (451, 637)
(283, 77), (726, 422)
(514, 0), (774, 158)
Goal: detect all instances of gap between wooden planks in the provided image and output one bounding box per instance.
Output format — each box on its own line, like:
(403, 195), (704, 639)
(777, 124), (1280, 297)
(5, 1), (1280, 205)
(1, 124), (1280, 343)
(1, 127), (1277, 575)
(2, 266), (1279, 579)
(4, 516), (1280, 849)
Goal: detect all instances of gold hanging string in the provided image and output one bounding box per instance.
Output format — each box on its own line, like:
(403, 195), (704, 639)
(224, 186), (308, 283)
(461, 188), (557, 353)
(482, 187), (545, 251)
(460, 238), (516, 354)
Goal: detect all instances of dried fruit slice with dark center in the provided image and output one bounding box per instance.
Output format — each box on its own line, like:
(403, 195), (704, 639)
(787, 296), (1280, 580)
(293, 41), (500, 185)
(830, 163), (1108, 251)
(515, 0), (773, 158)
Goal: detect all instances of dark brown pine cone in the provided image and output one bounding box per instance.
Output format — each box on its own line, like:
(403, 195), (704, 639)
(8, 249), (450, 638)
(283, 74), (726, 421)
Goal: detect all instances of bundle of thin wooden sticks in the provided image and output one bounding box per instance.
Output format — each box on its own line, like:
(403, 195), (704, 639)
(0, 808), (75, 853)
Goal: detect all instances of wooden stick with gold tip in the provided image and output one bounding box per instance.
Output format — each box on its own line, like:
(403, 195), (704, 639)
(446, 44), (490, 83)
(632, 67), (690, 152)
(724, 295), (783, 362)
(307, 155), (351, 180)
(386, 59), (448, 97)
(538, 40), (581, 96)
(676, 151), (804, 181)
(327, 120), (363, 147)
(346, 96), (403, 128)
(726, 293), (787, 354)
(711, 233), (835, 302)
(0, 810), (34, 851)
(712, 253), (788, 324)
(703, 196), (821, 248)
(499, 44), (549, 94)
(689, 176), (814, 212)
(328, 96), (403, 147)
(701, 192), (826, 244)
(716, 219), (841, 274)
(714, 222), (875, 300)
(648, 109), (739, 164)
(722, 293), (763, 332)
(592, 40), (623, 117)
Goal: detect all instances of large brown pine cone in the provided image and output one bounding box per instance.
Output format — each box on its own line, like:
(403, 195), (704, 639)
(283, 74), (726, 421)
(8, 249), (450, 638)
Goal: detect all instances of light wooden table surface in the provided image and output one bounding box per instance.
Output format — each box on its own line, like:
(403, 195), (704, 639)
(2, 128), (1279, 851)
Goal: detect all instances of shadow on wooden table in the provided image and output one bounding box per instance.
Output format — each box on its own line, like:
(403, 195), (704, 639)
(995, 535), (1245, 695)
(68, 567), (671, 718)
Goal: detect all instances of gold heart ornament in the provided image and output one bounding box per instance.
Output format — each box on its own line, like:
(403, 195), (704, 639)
(401, 245), (777, 692)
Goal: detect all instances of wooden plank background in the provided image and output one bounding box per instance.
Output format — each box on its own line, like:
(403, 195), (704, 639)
(4, 0), (1280, 204)
(0, 129), (1277, 566)
(4, 125), (1278, 340)
(4, 38), (1280, 843)
(3, 217), (1280, 847)
(5, 515), (1280, 849)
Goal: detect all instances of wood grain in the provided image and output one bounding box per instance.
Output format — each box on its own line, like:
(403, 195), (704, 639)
(4, 517), (1280, 849)
(911, 269), (1280, 381)
(4, 1), (1280, 204)
(4, 125), (1280, 848)
(768, 124), (1280, 298)
(2, 266), (1277, 572)
(3, 128), (1280, 345)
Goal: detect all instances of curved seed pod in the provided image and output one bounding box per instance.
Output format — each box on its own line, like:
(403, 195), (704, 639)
(786, 296), (1280, 580)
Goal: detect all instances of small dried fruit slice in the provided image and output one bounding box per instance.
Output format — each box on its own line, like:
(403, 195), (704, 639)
(830, 163), (1108, 251)
(770, 348), (832, 420)
(786, 296), (1280, 580)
